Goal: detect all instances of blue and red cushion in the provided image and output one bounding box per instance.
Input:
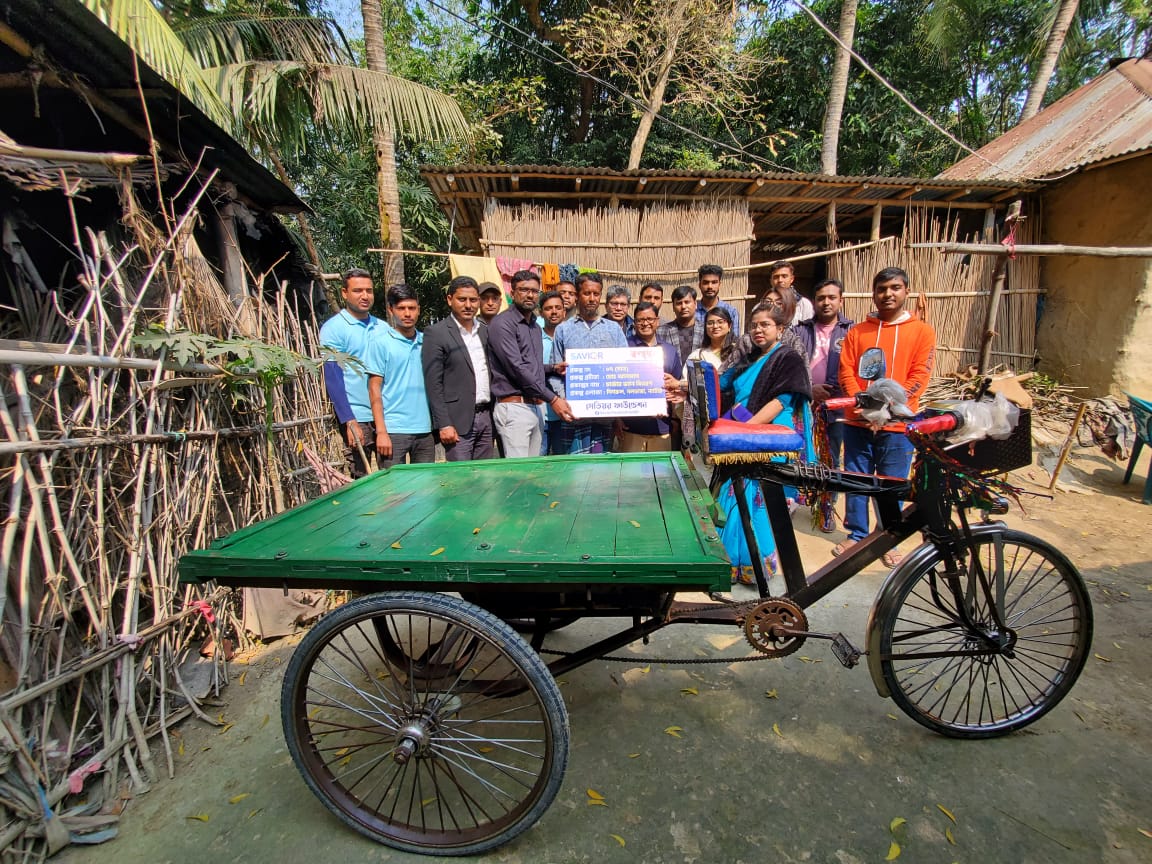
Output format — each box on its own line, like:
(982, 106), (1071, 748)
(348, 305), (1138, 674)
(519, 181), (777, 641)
(707, 418), (804, 457)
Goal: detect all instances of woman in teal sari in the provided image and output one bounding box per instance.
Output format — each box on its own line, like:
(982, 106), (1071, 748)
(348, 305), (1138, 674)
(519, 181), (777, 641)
(717, 304), (815, 585)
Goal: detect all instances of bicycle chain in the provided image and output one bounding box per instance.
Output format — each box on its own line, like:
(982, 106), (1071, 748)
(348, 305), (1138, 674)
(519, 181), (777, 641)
(536, 599), (775, 665)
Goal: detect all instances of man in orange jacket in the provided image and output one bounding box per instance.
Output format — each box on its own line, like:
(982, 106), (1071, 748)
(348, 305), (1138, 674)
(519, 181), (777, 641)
(834, 267), (935, 565)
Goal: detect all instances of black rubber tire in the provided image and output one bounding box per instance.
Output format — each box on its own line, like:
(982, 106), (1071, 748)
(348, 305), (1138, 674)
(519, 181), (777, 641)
(281, 591), (569, 856)
(878, 529), (1092, 738)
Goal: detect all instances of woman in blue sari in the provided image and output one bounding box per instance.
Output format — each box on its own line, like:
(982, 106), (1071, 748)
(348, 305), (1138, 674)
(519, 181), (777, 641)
(717, 303), (815, 585)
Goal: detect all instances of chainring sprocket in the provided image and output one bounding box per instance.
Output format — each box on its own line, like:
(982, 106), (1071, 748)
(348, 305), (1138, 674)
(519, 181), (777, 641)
(743, 599), (809, 657)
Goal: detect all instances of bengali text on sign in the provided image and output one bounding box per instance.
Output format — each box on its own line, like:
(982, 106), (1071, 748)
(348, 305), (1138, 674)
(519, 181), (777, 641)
(564, 347), (667, 419)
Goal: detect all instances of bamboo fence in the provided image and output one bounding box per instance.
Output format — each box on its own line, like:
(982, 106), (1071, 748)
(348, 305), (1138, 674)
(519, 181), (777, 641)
(0, 170), (338, 858)
(828, 206), (1043, 377)
(481, 200), (753, 306)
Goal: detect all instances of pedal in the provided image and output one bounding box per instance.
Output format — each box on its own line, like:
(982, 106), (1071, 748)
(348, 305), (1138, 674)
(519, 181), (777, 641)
(830, 633), (861, 669)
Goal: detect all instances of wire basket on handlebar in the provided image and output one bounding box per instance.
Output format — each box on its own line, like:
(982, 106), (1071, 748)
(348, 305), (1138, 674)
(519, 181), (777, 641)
(942, 408), (1033, 475)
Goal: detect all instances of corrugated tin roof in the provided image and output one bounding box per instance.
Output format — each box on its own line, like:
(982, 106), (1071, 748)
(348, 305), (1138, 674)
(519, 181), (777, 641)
(421, 164), (1034, 252)
(940, 59), (1152, 181)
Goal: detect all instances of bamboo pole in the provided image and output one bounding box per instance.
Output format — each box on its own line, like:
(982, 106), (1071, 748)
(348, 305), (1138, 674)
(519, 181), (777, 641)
(1049, 402), (1089, 490)
(978, 201), (1022, 374)
(907, 242), (1152, 258)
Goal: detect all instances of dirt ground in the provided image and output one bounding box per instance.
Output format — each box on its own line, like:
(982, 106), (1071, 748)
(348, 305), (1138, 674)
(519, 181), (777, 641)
(58, 445), (1152, 864)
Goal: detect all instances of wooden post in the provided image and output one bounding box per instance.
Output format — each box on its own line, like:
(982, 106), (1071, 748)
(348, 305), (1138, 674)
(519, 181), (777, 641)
(870, 204), (882, 241)
(826, 202), (838, 247)
(977, 200), (1022, 375)
(1048, 402), (1089, 490)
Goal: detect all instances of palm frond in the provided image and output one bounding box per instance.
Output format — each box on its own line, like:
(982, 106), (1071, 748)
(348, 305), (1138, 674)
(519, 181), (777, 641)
(78, 0), (231, 128)
(175, 15), (354, 68)
(205, 62), (473, 152)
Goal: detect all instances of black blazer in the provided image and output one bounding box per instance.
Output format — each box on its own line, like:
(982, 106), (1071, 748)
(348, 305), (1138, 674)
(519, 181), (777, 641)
(421, 316), (489, 436)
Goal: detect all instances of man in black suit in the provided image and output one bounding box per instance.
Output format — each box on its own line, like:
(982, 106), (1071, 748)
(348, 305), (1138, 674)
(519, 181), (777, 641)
(421, 276), (495, 461)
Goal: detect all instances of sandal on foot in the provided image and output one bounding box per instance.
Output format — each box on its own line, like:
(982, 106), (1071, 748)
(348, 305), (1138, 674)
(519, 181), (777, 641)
(881, 549), (904, 567)
(831, 541), (853, 557)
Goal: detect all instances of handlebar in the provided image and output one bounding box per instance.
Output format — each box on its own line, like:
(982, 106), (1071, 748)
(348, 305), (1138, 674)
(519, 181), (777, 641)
(822, 396), (857, 411)
(905, 412), (960, 435)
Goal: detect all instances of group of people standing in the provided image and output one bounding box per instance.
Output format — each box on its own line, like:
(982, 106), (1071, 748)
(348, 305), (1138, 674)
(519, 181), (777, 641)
(320, 259), (935, 584)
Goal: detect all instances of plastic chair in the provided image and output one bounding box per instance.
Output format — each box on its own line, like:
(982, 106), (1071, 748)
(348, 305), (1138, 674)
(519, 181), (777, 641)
(1122, 393), (1152, 505)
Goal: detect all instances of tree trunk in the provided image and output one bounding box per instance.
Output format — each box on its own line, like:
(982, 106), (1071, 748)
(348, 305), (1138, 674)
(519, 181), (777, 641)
(1019, 0), (1080, 123)
(360, 0), (405, 285)
(820, 0), (858, 175)
(626, 34), (680, 169)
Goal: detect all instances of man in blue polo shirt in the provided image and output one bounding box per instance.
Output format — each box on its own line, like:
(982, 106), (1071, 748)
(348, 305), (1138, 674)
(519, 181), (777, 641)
(365, 284), (435, 469)
(319, 268), (383, 477)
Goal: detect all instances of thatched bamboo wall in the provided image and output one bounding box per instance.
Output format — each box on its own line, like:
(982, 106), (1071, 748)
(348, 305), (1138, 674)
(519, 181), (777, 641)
(0, 172), (339, 859)
(828, 207), (1043, 376)
(481, 200), (753, 306)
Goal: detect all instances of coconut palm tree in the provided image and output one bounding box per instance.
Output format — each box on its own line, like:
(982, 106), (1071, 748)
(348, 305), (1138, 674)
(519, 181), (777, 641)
(820, 0), (859, 175)
(79, 0), (471, 276)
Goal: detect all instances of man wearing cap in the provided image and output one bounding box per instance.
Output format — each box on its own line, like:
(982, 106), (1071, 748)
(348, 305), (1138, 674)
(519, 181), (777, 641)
(487, 270), (576, 457)
(478, 282), (503, 326)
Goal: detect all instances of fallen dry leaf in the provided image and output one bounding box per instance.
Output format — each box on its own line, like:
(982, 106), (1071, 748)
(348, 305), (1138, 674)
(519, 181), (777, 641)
(640, 666), (651, 674)
(549, 501), (560, 509)
(260, 714), (270, 728)
(680, 687), (698, 696)
(887, 713), (899, 720)
(228, 793), (250, 805)
(185, 813), (209, 823)
(946, 826), (956, 845)
(764, 689), (778, 699)
(238, 670), (247, 686)
(628, 520), (640, 528)
(219, 723), (234, 735)
(664, 726), (683, 738)
(331, 500), (340, 506)
(390, 541), (402, 549)
(472, 527), (481, 534)
(586, 788), (605, 801)
(628, 753), (640, 759)
(890, 817), (907, 833)
(885, 840), (901, 860)
(937, 804), (956, 823)
(772, 723), (783, 738)
(247, 808), (262, 820)
(421, 797), (437, 808)
(610, 834), (626, 847)
(587, 799), (608, 807)
(178, 740), (185, 756)
(1095, 653), (1112, 662)
(1138, 828), (1152, 839)
(430, 547), (445, 556)
(358, 511), (376, 516)
(477, 746), (494, 754)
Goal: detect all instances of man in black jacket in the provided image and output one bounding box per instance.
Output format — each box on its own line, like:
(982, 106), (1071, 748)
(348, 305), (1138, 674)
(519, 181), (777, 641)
(794, 278), (854, 531)
(421, 276), (494, 461)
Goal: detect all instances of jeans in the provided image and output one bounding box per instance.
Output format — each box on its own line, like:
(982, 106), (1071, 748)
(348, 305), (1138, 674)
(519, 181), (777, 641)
(843, 425), (915, 542)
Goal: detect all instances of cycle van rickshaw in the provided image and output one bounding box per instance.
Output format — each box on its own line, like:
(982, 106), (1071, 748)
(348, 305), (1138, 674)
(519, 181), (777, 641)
(178, 358), (1092, 856)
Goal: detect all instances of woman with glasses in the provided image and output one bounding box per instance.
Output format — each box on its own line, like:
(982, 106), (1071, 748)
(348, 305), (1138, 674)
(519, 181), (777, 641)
(685, 306), (736, 373)
(715, 303), (815, 586)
